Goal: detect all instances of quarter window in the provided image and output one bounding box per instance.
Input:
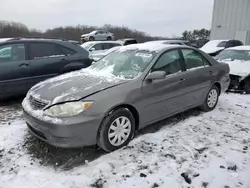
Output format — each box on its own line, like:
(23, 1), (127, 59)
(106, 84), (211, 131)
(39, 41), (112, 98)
(0, 44), (26, 63)
(29, 43), (65, 60)
(92, 44), (103, 51)
(152, 50), (182, 75)
(103, 43), (112, 50)
(181, 49), (210, 70)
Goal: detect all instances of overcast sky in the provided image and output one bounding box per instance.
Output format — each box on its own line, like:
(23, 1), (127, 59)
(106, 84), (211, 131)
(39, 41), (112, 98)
(0, 0), (214, 37)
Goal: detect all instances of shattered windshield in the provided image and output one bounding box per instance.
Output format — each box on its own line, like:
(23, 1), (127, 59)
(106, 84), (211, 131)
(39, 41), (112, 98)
(88, 49), (156, 79)
(215, 50), (250, 61)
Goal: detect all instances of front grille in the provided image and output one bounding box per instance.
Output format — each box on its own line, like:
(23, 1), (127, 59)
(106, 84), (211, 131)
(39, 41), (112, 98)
(29, 95), (49, 110)
(229, 74), (241, 89)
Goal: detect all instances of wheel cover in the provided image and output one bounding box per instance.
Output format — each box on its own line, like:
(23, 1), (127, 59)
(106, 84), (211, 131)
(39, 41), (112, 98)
(108, 116), (131, 146)
(207, 89), (218, 108)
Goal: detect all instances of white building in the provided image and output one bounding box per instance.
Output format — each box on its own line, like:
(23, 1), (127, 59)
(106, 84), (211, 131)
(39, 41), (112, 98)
(210, 0), (250, 45)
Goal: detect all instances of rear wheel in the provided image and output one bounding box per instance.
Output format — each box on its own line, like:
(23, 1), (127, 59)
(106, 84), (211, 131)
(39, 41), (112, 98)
(107, 36), (112, 40)
(89, 36), (95, 41)
(200, 85), (219, 111)
(97, 108), (135, 152)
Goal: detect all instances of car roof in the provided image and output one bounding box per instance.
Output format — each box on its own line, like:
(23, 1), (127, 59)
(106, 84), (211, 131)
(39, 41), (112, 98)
(82, 41), (121, 45)
(117, 43), (181, 52)
(226, 45), (250, 51)
(145, 39), (189, 44)
(0, 37), (70, 44)
(118, 38), (136, 41)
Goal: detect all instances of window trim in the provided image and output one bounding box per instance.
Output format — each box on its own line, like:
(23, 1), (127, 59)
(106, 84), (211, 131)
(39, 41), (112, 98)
(180, 48), (212, 72)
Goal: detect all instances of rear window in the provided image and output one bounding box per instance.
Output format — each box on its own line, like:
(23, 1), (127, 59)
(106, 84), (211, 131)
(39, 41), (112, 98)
(217, 41), (227, 47)
(124, 40), (137, 45)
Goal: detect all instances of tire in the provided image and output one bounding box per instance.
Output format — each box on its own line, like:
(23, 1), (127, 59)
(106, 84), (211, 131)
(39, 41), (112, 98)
(200, 85), (219, 112)
(89, 36), (95, 41)
(107, 36), (112, 40)
(97, 108), (135, 152)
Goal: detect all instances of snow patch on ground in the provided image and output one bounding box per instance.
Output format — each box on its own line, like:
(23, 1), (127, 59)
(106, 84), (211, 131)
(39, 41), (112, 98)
(1, 94), (250, 188)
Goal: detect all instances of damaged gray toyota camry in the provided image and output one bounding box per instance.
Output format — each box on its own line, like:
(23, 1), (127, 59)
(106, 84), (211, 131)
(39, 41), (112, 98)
(22, 43), (230, 152)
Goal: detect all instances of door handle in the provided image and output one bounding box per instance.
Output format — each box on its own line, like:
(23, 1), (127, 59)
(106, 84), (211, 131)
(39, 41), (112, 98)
(19, 63), (29, 67)
(179, 78), (186, 83)
(209, 70), (213, 75)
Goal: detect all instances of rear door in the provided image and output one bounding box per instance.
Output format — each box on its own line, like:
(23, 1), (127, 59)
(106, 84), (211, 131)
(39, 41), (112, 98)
(0, 43), (30, 96)
(179, 48), (214, 106)
(27, 42), (72, 87)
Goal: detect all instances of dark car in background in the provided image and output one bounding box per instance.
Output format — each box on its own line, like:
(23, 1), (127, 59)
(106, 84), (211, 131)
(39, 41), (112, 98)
(200, 39), (243, 56)
(0, 37), (92, 99)
(116, 38), (138, 46)
(22, 43), (230, 152)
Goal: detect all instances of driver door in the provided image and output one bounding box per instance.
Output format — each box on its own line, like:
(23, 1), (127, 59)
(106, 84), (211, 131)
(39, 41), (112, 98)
(139, 49), (188, 125)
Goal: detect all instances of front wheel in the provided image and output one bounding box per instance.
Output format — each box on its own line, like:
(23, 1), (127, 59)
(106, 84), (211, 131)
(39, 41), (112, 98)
(89, 36), (95, 41)
(97, 108), (135, 152)
(107, 36), (112, 40)
(200, 85), (219, 112)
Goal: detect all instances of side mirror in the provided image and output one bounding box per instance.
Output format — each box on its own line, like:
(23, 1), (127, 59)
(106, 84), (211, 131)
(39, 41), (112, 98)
(89, 48), (95, 52)
(146, 71), (166, 81)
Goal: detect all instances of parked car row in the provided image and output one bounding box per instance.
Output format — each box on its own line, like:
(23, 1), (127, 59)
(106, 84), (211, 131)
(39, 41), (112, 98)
(0, 35), (247, 153)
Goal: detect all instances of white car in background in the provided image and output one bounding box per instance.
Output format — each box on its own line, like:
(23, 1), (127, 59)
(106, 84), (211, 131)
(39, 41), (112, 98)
(215, 46), (250, 93)
(81, 30), (114, 42)
(81, 41), (122, 61)
(200, 39), (243, 56)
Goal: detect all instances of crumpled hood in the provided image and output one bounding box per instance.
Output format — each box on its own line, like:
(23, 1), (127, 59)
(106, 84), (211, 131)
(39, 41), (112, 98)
(219, 60), (250, 78)
(28, 69), (128, 105)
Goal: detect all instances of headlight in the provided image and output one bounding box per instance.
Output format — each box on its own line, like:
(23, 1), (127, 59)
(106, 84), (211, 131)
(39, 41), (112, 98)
(44, 101), (94, 117)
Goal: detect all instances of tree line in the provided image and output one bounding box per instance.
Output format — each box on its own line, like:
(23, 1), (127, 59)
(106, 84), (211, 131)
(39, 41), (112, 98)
(0, 20), (210, 43)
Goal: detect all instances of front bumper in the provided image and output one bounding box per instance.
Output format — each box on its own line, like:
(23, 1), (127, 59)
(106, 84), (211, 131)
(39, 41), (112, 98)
(227, 74), (244, 92)
(23, 109), (104, 148)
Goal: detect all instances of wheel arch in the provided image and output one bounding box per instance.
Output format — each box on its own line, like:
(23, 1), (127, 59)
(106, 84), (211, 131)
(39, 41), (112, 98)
(213, 82), (221, 95)
(96, 103), (140, 142)
(105, 103), (140, 130)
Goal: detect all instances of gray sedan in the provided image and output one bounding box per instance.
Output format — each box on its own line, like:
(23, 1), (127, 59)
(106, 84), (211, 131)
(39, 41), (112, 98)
(22, 43), (230, 152)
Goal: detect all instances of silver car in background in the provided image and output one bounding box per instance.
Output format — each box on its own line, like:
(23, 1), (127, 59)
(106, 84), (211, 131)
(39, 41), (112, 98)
(81, 30), (114, 42)
(81, 41), (122, 61)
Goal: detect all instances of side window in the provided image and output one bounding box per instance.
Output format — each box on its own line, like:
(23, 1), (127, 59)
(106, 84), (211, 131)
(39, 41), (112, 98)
(152, 50), (182, 75)
(110, 43), (121, 47)
(181, 49), (210, 70)
(235, 40), (243, 46)
(226, 41), (234, 48)
(29, 43), (65, 60)
(58, 45), (75, 55)
(0, 44), (26, 63)
(103, 43), (112, 50)
(92, 43), (103, 51)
